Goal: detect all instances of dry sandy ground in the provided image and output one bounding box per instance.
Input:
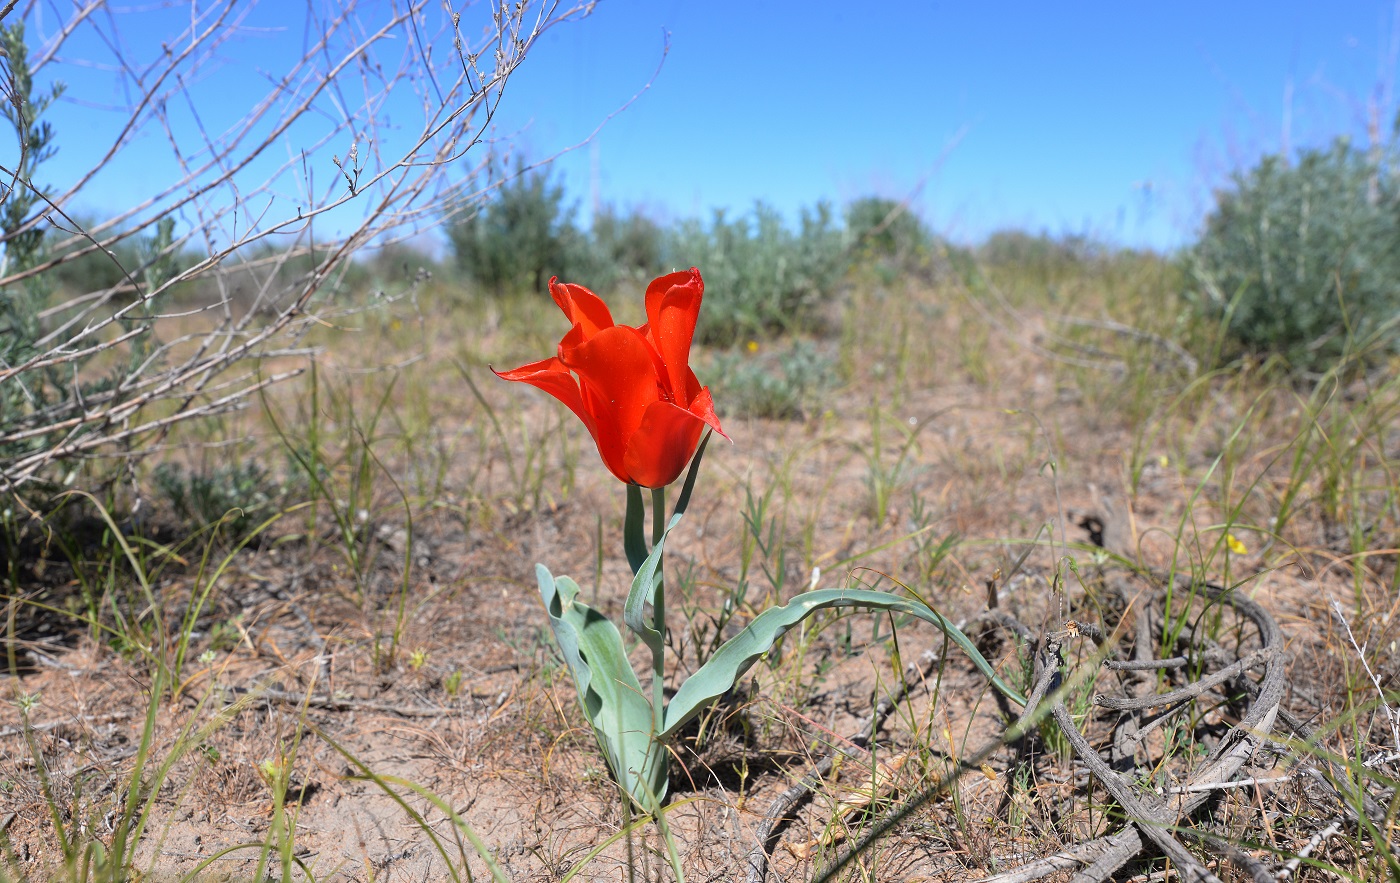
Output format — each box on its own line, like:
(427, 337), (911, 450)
(2, 309), (1391, 881)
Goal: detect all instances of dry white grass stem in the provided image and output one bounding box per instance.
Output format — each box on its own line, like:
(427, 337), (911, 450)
(1276, 818), (1342, 882)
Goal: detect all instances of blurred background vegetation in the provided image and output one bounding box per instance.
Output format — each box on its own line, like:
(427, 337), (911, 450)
(7, 6), (1400, 581)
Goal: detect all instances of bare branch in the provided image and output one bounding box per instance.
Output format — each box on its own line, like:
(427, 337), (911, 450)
(0, 0), (595, 493)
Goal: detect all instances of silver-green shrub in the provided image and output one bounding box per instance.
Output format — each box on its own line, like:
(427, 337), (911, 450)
(447, 162), (594, 296)
(666, 202), (847, 346)
(1190, 139), (1400, 374)
(844, 196), (935, 282)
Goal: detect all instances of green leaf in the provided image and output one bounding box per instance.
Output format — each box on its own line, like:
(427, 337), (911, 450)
(660, 588), (1027, 739)
(622, 434), (710, 579)
(623, 485), (648, 575)
(622, 432), (712, 650)
(671, 432), (711, 520)
(537, 564), (666, 805)
(623, 530), (667, 655)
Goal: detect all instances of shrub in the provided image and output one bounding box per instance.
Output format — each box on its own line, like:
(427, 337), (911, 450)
(152, 461), (281, 541)
(589, 203), (666, 282)
(361, 242), (438, 288)
(1190, 139), (1400, 373)
(665, 202), (847, 346)
(708, 340), (836, 420)
(979, 229), (1110, 275)
(446, 162), (595, 295)
(0, 4), (561, 500)
(844, 196), (934, 279)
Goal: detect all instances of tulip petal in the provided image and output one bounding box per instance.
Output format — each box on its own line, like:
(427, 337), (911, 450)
(550, 277), (614, 337)
(687, 386), (728, 441)
(643, 269), (703, 404)
(623, 400), (710, 488)
(560, 325), (661, 479)
(492, 358), (607, 461)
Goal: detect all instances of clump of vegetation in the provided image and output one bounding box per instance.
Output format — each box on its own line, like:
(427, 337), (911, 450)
(446, 162), (596, 296)
(447, 186), (940, 347)
(708, 339), (837, 420)
(844, 196), (936, 281)
(667, 201), (847, 346)
(151, 461), (282, 541)
(1190, 138), (1400, 374)
(0, 22), (67, 478)
(447, 162), (668, 297)
(589, 202), (667, 283)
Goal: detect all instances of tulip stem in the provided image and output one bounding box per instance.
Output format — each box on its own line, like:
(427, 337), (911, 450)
(650, 485), (667, 734)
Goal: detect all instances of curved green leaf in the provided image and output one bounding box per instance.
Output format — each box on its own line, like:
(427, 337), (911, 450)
(623, 485), (648, 576)
(671, 432), (710, 520)
(537, 565), (666, 805)
(660, 588), (1027, 738)
(623, 531), (667, 654)
(623, 433), (712, 648)
(622, 433), (710, 578)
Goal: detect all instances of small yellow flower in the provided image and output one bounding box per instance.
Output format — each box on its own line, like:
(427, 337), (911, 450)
(1225, 533), (1248, 555)
(746, 340), (759, 353)
(1158, 454), (1169, 468)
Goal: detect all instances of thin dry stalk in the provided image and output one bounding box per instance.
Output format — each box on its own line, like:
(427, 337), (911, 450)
(0, 0), (593, 494)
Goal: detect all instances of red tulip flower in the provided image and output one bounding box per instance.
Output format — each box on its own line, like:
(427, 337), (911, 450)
(494, 268), (726, 488)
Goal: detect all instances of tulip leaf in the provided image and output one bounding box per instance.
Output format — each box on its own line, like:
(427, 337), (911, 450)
(622, 432), (712, 649)
(623, 485), (648, 576)
(623, 543), (666, 655)
(623, 433), (711, 577)
(537, 564), (667, 806)
(660, 588), (1027, 739)
(671, 432), (710, 522)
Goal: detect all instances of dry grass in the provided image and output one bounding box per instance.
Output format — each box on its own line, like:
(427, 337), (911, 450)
(2, 251), (1398, 881)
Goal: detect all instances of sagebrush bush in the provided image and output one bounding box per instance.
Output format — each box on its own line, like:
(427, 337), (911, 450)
(708, 339), (836, 420)
(1190, 139), (1400, 374)
(445, 184), (953, 345)
(590, 203), (666, 282)
(152, 461), (281, 540)
(0, 22), (133, 484)
(666, 202), (847, 346)
(845, 196), (935, 281)
(447, 162), (596, 296)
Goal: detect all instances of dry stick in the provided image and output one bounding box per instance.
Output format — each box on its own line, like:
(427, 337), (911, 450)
(1106, 656), (1189, 671)
(1082, 610), (1281, 883)
(1, 2), (588, 492)
(1095, 583), (1283, 883)
(1094, 644), (1280, 712)
(1259, 696), (1398, 854)
(981, 579), (1286, 883)
(743, 648), (943, 883)
(980, 828), (1142, 883)
(1110, 576), (1157, 774)
(1050, 678), (1225, 883)
(1276, 818), (1342, 882)
(1063, 830), (1144, 883)
(1048, 314), (1200, 375)
(229, 686), (493, 717)
(0, 710), (133, 740)
(1166, 581), (1285, 817)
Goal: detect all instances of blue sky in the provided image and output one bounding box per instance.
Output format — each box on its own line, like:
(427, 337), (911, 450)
(495, 1), (1400, 250)
(25, 1), (1400, 253)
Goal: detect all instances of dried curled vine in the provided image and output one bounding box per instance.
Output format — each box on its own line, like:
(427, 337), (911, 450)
(740, 511), (1384, 883)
